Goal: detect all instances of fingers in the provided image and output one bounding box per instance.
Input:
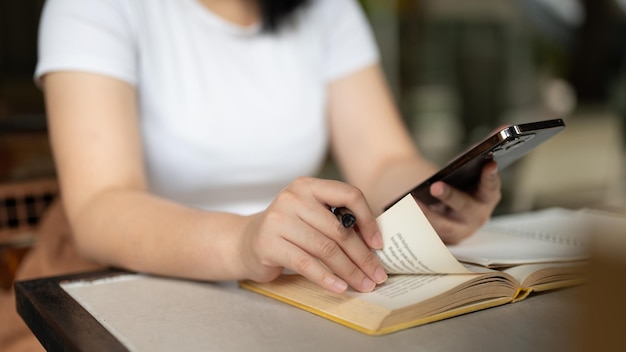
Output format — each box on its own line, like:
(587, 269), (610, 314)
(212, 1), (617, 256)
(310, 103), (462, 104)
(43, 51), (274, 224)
(426, 161), (501, 243)
(475, 161), (501, 203)
(420, 205), (468, 244)
(248, 177), (387, 293)
(284, 221), (384, 293)
(308, 179), (383, 251)
(290, 185), (387, 291)
(278, 240), (350, 293)
(429, 182), (472, 218)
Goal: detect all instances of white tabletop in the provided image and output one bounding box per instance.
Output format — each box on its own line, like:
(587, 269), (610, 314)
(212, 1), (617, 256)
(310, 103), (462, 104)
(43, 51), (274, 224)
(60, 273), (581, 352)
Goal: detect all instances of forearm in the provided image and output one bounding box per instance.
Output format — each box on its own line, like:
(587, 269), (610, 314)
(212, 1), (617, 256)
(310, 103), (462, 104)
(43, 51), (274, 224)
(360, 154), (439, 215)
(42, 72), (251, 281)
(326, 65), (440, 214)
(69, 189), (251, 281)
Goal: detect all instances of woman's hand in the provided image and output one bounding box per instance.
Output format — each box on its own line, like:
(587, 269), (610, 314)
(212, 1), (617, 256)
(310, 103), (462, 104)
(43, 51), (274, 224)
(421, 161), (502, 244)
(238, 177), (388, 293)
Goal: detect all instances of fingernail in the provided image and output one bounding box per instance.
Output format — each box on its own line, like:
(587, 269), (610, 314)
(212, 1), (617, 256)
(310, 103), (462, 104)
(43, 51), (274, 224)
(489, 165), (498, 178)
(374, 266), (387, 284)
(328, 278), (348, 293)
(371, 231), (383, 249)
(432, 183), (446, 197)
(361, 277), (376, 292)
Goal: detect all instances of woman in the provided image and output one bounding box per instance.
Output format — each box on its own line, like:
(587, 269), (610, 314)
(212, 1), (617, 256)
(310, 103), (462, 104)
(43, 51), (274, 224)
(2, 0), (500, 350)
(37, 0), (503, 295)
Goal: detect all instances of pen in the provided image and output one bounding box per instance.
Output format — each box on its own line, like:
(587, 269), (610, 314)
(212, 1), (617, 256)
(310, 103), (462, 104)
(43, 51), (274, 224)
(330, 206), (356, 228)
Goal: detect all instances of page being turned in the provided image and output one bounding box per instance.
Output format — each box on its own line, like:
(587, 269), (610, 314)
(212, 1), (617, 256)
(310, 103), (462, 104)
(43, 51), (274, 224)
(375, 194), (471, 275)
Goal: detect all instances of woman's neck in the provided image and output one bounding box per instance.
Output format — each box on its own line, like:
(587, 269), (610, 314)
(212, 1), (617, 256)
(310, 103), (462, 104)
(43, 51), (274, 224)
(198, 0), (260, 27)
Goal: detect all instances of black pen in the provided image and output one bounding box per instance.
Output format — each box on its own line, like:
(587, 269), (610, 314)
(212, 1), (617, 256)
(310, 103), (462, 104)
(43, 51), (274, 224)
(330, 206), (356, 228)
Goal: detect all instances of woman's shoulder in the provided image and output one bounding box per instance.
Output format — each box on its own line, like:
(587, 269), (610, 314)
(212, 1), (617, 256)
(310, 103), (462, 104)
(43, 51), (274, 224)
(36, 0), (145, 86)
(39, 0), (139, 35)
(305, 0), (366, 21)
(42, 0), (133, 18)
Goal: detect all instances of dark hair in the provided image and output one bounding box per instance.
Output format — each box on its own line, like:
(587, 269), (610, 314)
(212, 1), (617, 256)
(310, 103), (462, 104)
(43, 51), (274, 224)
(259, 0), (310, 32)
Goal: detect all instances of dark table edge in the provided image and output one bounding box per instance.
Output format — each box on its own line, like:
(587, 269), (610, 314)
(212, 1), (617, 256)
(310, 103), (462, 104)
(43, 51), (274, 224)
(15, 268), (131, 352)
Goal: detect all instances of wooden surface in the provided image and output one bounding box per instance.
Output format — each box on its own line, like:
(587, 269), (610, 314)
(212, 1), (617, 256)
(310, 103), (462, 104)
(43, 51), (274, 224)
(16, 270), (128, 352)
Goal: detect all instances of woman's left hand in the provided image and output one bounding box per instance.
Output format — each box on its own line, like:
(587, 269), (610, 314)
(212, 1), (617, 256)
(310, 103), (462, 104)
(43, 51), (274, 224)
(421, 161), (501, 244)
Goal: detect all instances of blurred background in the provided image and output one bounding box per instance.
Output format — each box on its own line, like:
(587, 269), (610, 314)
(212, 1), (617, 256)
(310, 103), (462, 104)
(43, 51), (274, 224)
(1, 0), (625, 217)
(360, 0), (626, 215)
(0, 0), (49, 184)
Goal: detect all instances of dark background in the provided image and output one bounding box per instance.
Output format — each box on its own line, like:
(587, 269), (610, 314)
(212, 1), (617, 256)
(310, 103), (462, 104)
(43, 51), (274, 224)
(1, 0), (625, 209)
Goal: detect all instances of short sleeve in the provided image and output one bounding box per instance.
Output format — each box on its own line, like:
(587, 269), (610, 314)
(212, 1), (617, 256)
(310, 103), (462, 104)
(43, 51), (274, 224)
(34, 0), (137, 86)
(321, 0), (380, 82)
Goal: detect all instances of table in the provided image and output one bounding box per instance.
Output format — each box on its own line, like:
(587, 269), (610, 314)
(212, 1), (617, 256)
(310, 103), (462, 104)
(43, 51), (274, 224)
(16, 268), (582, 352)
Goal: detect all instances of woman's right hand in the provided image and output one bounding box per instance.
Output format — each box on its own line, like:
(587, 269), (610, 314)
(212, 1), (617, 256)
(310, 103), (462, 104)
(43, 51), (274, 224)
(238, 177), (388, 293)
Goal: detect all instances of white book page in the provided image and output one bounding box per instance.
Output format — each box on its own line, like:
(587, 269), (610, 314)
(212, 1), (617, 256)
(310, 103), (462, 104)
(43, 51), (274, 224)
(502, 262), (584, 284)
(448, 208), (590, 267)
(346, 274), (477, 310)
(375, 194), (470, 274)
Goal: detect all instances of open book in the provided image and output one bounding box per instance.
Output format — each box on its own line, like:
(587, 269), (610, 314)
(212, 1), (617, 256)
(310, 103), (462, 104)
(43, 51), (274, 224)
(239, 194), (591, 335)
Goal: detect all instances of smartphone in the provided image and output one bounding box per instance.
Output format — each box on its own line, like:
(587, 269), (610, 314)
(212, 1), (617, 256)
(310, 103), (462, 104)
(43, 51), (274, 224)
(384, 118), (566, 210)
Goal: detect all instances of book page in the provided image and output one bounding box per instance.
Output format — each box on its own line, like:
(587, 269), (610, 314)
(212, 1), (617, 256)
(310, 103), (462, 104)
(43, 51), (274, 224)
(447, 208), (590, 267)
(502, 262), (587, 288)
(375, 194), (470, 274)
(345, 274), (479, 310)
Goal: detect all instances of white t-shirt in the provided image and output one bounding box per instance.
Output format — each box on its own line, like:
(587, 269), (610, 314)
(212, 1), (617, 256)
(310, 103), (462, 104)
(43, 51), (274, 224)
(36, 0), (379, 214)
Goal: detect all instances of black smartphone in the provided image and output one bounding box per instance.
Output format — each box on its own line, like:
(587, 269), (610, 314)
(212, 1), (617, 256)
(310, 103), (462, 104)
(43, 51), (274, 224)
(384, 118), (566, 210)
